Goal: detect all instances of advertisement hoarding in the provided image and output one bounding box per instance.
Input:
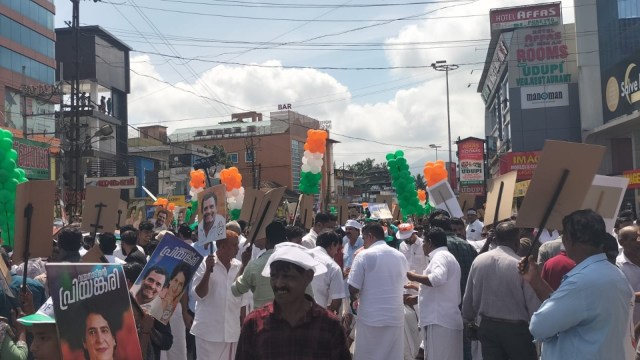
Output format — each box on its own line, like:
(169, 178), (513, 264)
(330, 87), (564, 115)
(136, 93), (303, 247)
(499, 151), (541, 180)
(457, 137), (485, 195)
(623, 169), (640, 189)
(12, 137), (50, 179)
(490, 2), (561, 31)
(520, 84), (569, 109)
(85, 176), (138, 189)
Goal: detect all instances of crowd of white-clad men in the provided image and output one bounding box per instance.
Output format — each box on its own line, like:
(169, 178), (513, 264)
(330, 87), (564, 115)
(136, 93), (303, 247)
(0, 204), (639, 360)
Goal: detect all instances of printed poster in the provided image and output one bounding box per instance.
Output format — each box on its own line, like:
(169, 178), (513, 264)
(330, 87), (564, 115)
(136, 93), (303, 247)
(130, 234), (204, 324)
(46, 263), (143, 360)
(196, 185), (227, 245)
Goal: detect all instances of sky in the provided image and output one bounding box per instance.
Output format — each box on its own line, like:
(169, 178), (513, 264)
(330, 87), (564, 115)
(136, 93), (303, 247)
(54, 0), (575, 174)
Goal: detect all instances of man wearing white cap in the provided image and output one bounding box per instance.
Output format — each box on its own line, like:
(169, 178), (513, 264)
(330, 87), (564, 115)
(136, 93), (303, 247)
(310, 231), (346, 313)
(466, 209), (484, 241)
(397, 223), (427, 360)
(342, 219), (364, 274)
(348, 222), (409, 360)
(17, 297), (62, 360)
(235, 243), (351, 359)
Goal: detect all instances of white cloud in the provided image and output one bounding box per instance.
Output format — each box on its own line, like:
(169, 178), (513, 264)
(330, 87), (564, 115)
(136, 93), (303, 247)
(128, 0), (575, 173)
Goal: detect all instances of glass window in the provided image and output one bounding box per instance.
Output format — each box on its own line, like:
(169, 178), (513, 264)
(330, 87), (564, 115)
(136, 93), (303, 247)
(0, 46), (54, 84)
(618, 0), (640, 18)
(245, 150), (254, 163)
(0, 14), (55, 59)
(228, 153), (238, 163)
(0, 0), (54, 30)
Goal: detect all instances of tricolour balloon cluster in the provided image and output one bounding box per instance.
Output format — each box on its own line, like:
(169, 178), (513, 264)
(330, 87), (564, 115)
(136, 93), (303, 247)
(386, 150), (423, 217)
(423, 160), (448, 187)
(185, 169), (206, 225)
(417, 189), (427, 206)
(299, 129), (328, 195)
(153, 198), (176, 211)
(220, 167), (244, 220)
(0, 129), (28, 247)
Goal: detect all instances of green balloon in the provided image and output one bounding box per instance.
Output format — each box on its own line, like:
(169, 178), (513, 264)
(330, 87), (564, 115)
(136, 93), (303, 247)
(16, 168), (25, 178)
(385, 153), (395, 161)
(1, 159), (16, 172)
(0, 129), (11, 139)
(0, 138), (12, 152)
(6, 150), (17, 162)
(394, 150), (404, 158)
(0, 189), (13, 204)
(3, 178), (18, 192)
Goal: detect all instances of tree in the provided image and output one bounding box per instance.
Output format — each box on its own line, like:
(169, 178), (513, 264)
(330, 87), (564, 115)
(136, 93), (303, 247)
(347, 158), (375, 176)
(414, 174), (426, 190)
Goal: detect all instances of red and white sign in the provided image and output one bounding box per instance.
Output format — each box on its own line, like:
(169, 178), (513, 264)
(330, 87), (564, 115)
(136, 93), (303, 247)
(457, 138), (485, 195)
(499, 151), (541, 181)
(85, 176), (138, 189)
(490, 2), (561, 31)
(624, 170), (640, 190)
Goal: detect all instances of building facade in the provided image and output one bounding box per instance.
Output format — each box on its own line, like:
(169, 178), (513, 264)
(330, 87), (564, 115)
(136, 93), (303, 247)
(169, 110), (335, 200)
(478, 2), (582, 180)
(575, 0), (640, 213)
(0, 0), (58, 182)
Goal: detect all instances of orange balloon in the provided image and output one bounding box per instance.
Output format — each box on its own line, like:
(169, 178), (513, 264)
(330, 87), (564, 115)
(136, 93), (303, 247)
(417, 190), (426, 201)
(167, 203), (176, 211)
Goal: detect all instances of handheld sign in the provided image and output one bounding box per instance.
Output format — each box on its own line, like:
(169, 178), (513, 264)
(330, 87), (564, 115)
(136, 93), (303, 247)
(376, 195), (393, 208)
(81, 245), (106, 263)
(484, 171), (518, 226)
(196, 184), (227, 245)
(516, 141), (605, 231)
(81, 186), (121, 235)
(457, 194), (476, 215)
(338, 200), (349, 225)
(368, 203), (393, 219)
(12, 181), (55, 264)
(240, 188), (264, 224)
(581, 175), (629, 232)
(427, 179), (464, 218)
(46, 263), (143, 360)
(247, 187), (286, 246)
(130, 234), (204, 324)
(297, 195), (315, 230)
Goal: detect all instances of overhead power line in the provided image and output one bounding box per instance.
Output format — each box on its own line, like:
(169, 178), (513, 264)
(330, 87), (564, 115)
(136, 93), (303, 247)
(151, 0), (470, 8)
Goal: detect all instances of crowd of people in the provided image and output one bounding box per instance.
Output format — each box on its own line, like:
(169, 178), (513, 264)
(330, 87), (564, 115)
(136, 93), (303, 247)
(0, 202), (638, 360)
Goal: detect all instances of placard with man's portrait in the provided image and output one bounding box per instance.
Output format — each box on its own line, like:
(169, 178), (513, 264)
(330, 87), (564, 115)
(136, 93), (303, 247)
(196, 184), (227, 245)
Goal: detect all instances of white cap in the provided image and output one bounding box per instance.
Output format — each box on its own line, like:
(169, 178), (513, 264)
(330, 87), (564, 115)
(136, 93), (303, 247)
(396, 223), (417, 240)
(261, 243), (327, 277)
(344, 219), (362, 230)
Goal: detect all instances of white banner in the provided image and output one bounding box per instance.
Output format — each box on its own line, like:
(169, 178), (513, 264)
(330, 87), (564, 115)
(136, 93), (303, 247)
(521, 84), (569, 109)
(85, 176), (138, 189)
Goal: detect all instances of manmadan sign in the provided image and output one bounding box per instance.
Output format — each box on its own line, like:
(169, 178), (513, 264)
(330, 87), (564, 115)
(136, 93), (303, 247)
(520, 84), (569, 109)
(85, 176), (138, 189)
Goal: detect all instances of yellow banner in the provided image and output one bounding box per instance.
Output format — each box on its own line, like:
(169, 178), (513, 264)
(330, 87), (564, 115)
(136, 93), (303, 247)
(514, 180), (531, 197)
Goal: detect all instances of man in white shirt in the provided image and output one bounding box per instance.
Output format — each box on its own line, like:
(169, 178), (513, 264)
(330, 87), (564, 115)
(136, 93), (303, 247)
(348, 223), (409, 360)
(342, 219), (364, 272)
(466, 209), (484, 241)
(310, 231), (346, 312)
(396, 223), (427, 360)
(191, 229), (244, 359)
(397, 223), (428, 276)
(97, 232), (126, 264)
(301, 213), (331, 249)
(407, 227), (463, 360)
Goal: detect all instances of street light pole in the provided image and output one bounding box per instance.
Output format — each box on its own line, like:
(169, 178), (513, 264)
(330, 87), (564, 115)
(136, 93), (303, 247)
(429, 144), (442, 160)
(431, 60), (459, 182)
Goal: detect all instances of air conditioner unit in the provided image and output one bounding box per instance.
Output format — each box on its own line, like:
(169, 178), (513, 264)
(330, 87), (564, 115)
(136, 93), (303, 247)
(233, 127), (241, 133)
(247, 125), (256, 132)
(214, 129), (224, 135)
(224, 128), (233, 134)
(206, 129), (214, 135)
(195, 130), (204, 136)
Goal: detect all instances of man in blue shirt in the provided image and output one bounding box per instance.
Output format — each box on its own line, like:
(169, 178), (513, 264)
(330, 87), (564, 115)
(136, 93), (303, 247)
(521, 210), (634, 359)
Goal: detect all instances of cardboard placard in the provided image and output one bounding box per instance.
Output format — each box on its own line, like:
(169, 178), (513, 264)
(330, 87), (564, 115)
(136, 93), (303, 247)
(298, 195), (315, 230)
(196, 185), (227, 245)
(117, 199), (128, 229)
(338, 200), (349, 225)
(81, 245), (105, 263)
(484, 171), (518, 226)
(581, 175), (629, 231)
(151, 207), (173, 230)
(516, 141), (606, 230)
(376, 195), (393, 207)
(367, 203), (393, 219)
(392, 204), (402, 222)
(0, 257), (13, 298)
(46, 264), (143, 360)
(81, 186), (121, 234)
(247, 187), (286, 244)
(427, 179), (464, 218)
(239, 188), (265, 224)
(457, 194), (476, 215)
(12, 181), (56, 263)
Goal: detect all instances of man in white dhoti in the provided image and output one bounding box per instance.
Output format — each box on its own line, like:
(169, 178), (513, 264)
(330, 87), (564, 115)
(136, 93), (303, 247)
(407, 227), (463, 360)
(348, 223), (408, 360)
(191, 230), (244, 359)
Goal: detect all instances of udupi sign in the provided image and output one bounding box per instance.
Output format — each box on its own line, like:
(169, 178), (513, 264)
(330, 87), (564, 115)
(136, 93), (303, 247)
(85, 176), (138, 189)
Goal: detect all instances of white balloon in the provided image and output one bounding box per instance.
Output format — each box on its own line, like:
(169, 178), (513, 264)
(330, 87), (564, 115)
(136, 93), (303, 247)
(238, 187), (245, 196)
(312, 153), (324, 160)
(302, 157), (309, 165)
(304, 150), (313, 158)
(301, 164), (311, 172)
(231, 188), (240, 197)
(310, 165), (321, 174)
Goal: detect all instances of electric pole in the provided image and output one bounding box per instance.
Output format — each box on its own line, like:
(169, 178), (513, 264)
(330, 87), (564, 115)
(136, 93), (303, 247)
(244, 135), (260, 189)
